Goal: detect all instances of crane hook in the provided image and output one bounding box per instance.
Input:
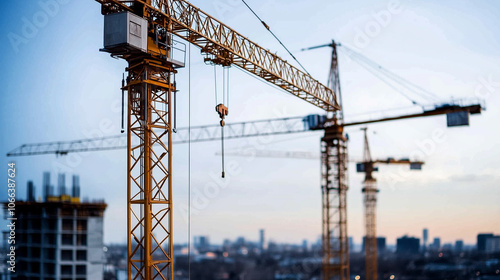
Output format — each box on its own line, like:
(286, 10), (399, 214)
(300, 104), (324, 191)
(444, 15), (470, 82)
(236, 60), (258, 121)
(215, 104), (228, 178)
(215, 104), (228, 127)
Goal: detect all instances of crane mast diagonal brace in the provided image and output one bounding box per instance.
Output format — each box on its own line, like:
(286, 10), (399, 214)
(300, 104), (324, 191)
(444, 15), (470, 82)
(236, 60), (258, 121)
(96, 0), (340, 112)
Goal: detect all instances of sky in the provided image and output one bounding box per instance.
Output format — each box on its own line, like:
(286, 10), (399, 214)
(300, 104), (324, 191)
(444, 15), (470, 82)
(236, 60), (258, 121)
(0, 0), (499, 247)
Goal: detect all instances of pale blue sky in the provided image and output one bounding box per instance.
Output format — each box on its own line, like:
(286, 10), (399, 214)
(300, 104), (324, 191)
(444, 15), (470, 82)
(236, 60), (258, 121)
(1, 0), (499, 246)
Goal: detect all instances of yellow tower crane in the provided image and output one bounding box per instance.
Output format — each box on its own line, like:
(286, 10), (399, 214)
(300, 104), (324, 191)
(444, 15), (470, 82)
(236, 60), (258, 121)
(92, 0), (339, 279)
(301, 40), (351, 280)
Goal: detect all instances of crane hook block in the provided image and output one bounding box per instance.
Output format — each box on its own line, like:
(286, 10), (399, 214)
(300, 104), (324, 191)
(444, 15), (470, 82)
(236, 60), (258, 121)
(215, 104), (228, 127)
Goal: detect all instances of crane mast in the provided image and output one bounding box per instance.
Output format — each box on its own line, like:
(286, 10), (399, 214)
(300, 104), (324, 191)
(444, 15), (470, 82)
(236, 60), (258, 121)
(320, 41), (350, 280)
(361, 128), (378, 280)
(126, 58), (174, 279)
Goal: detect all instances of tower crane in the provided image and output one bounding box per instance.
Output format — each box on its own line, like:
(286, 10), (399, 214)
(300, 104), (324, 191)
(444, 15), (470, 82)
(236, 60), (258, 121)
(319, 41), (349, 280)
(90, 0), (339, 279)
(357, 128), (423, 280)
(301, 40), (484, 280)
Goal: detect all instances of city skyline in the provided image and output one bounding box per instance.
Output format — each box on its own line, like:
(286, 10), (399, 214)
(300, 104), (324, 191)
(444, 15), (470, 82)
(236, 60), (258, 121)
(6, 173), (496, 248)
(10, 160), (497, 246)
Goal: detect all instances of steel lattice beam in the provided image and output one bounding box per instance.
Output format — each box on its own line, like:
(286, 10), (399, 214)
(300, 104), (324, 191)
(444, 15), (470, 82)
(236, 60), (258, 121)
(6, 116), (309, 157)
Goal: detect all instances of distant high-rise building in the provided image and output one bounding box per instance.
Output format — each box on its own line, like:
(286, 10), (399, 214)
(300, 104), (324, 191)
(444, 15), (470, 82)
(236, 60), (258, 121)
(362, 236), (387, 254)
(58, 173), (67, 196)
(194, 236), (210, 251)
(377, 237), (387, 253)
(43, 172), (53, 200)
(396, 236), (420, 255)
(485, 236), (500, 253)
(27, 181), (36, 202)
(348, 237), (354, 252)
(259, 229), (265, 252)
(432, 237), (441, 250)
(4, 174), (106, 279)
(423, 228), (429, 249)
(302, 239), (308, 252)
(477, 233), (494, 252)
(72, 175), (81, 198)
(455, 240), (464, 252)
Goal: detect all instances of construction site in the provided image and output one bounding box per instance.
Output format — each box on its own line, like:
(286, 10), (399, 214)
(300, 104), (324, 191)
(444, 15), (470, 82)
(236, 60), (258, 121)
(0, 1), (499, 280)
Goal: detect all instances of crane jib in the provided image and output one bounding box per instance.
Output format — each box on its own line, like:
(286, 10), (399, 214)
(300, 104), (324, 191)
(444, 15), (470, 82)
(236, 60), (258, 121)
(95, 0), (340, 111)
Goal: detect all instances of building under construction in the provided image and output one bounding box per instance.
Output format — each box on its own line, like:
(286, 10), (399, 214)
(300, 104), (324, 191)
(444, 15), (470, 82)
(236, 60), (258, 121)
(2, 172), (107, 280)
